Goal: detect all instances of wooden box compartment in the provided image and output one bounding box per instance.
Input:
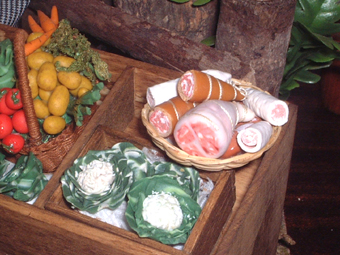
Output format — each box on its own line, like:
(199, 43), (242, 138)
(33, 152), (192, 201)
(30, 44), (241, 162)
(45, 125), (235, 255)
(41, 66), (236, 255)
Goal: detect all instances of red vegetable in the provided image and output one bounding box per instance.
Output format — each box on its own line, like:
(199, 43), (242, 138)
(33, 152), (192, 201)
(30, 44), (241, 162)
(0, 88), (16, 115)
(12, 109), (29, 134)
(5, 88), (23, 110)
(2, 133), (25, 154)
(0, 113), (13, 139)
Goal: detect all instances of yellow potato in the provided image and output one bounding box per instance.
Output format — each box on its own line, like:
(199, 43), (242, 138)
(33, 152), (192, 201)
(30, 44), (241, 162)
(57, 71), (82, 90)
(27, 32), (51, 47)
(77, 87), (90, 98)
(27, 69), (39, 98)
(48, 85), (70, 116)
(27, 51), (54, 70)
(37, 62), (57, 91)
(43, 116), (66, 135)
(38, 88), (53, 101)
(69, 76), (93, 97)
(33, 99), (50, 119)
(53, 56), (76, 68)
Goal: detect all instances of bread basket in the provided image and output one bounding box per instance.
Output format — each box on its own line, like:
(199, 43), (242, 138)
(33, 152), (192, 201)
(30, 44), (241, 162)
(141, 79), (282, 171)
(2, 24), (92, 173)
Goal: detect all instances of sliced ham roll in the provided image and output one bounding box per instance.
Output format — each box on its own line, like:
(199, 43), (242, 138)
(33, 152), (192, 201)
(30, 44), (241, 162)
(236, 121), (273, 153)
(148, 96), (196, 138)
(177, 70), (246, 103)
(146, 70), (233, 108)
(233, 102), (256, 122)
(173, 100), (239, 158)
(243, 88), (289, 126)
(219, 116), (262, 159)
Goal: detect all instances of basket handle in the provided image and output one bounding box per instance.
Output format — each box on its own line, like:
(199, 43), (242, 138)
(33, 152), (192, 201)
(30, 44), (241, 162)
(13, 29), (42, 146)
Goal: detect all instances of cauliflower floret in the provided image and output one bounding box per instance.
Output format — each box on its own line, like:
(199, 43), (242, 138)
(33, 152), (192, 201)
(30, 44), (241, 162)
(142, 192), (183, 231)
(77, 160), (115, 194)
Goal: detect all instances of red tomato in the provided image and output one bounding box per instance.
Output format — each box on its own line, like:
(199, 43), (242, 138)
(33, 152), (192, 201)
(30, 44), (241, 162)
(5, 88), (23, 110)
(0, 88), (16, 115)
(0, 113), (13, 139)
(2, 133), (25, 154)
(12, 109), (29, 134)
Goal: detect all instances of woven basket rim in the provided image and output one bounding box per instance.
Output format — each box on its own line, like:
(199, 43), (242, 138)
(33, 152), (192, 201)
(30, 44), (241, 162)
(141, 78), (282, 171)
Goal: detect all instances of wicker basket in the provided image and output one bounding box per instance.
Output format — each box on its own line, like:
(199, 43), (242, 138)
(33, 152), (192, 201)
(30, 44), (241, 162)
(141, 79), (282, 171)
(1, 24), (90, 173)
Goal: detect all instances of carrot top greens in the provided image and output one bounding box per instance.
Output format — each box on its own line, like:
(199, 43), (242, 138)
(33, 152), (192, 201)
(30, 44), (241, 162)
(44, 19), (111, 85)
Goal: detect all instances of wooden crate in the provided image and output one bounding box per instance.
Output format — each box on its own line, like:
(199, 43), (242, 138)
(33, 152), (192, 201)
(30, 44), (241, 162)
(0, 45), (297, 255)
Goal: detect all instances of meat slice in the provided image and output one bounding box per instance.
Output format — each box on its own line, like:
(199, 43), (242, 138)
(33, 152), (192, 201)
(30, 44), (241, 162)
(148, 96), (196, 137)
(174, 100), (239, 158)
(243, 88), (289, 126)
(177, 70), (246, 103)
(236, 121), (273, 153)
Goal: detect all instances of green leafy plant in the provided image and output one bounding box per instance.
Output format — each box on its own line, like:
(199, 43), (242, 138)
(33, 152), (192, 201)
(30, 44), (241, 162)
(280, 0), (340, 99)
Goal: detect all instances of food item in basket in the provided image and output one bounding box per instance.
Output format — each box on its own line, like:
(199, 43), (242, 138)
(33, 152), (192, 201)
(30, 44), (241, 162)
(12, 109), (29, 134)
(243, 88), (289, 126)
(69, 75), (93, 97)
(177, 70), (246, 103)
(37, 62), (58, 91)
(237, 121), (273, 153)
(27, 51), (54, 70)
(0, 113), (13, 139)
(25, 8), (59, 56)
(27, 32), (51, 47)
(173, 100), (239, 158)
(27, 69), (39, 98)
(2, 133), (25, 154)
(146, 69), (232, 108)
(125, 175), (202, 245)
(148, 96), (196, 138)
(0, 152), (48, 202)
(33, 99), (50, 119)
(47, 85), (70, 116)
(5, 88), (23, 110)
(57, 71), (82, 89)
(0, 39), (16, 89)
(43, 115), (66, 135)
(53, 55), (75, 68)
(0, 88), (16, 115)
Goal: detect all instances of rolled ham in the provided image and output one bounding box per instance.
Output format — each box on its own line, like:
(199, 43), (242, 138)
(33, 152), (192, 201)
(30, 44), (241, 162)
(177, 70), (246, 103)
(148, 96), (196, 137)
(236, 121), (273, 153)
(146, 70), (233, 108)
(219, 116), (262, 159)
(173, 100), (239, 158)
(243, 88), (289, 126)
(233, 102), (256, 122)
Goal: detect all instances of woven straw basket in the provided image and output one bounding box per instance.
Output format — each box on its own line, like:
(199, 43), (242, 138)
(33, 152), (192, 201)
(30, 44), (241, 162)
(1, 24), (88, 173)
(141, 79), (282, 171)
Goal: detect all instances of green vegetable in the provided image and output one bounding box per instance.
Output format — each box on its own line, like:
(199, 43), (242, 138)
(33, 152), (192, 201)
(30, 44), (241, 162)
(66, 82), (104, 126)
(125, 175), (202, 245)
(61, 145), (134, 213)
(44, 19), (111, 85)
(0, 152), (48, 202)
(0, 39), (16, 89)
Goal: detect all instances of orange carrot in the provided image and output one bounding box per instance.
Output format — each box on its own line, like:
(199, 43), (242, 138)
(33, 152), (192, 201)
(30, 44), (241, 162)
(28, 15), (44, 33)
(24, 28), (55, 56)
(37, 10), (57, 32)
(50, 6), (59, 28)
